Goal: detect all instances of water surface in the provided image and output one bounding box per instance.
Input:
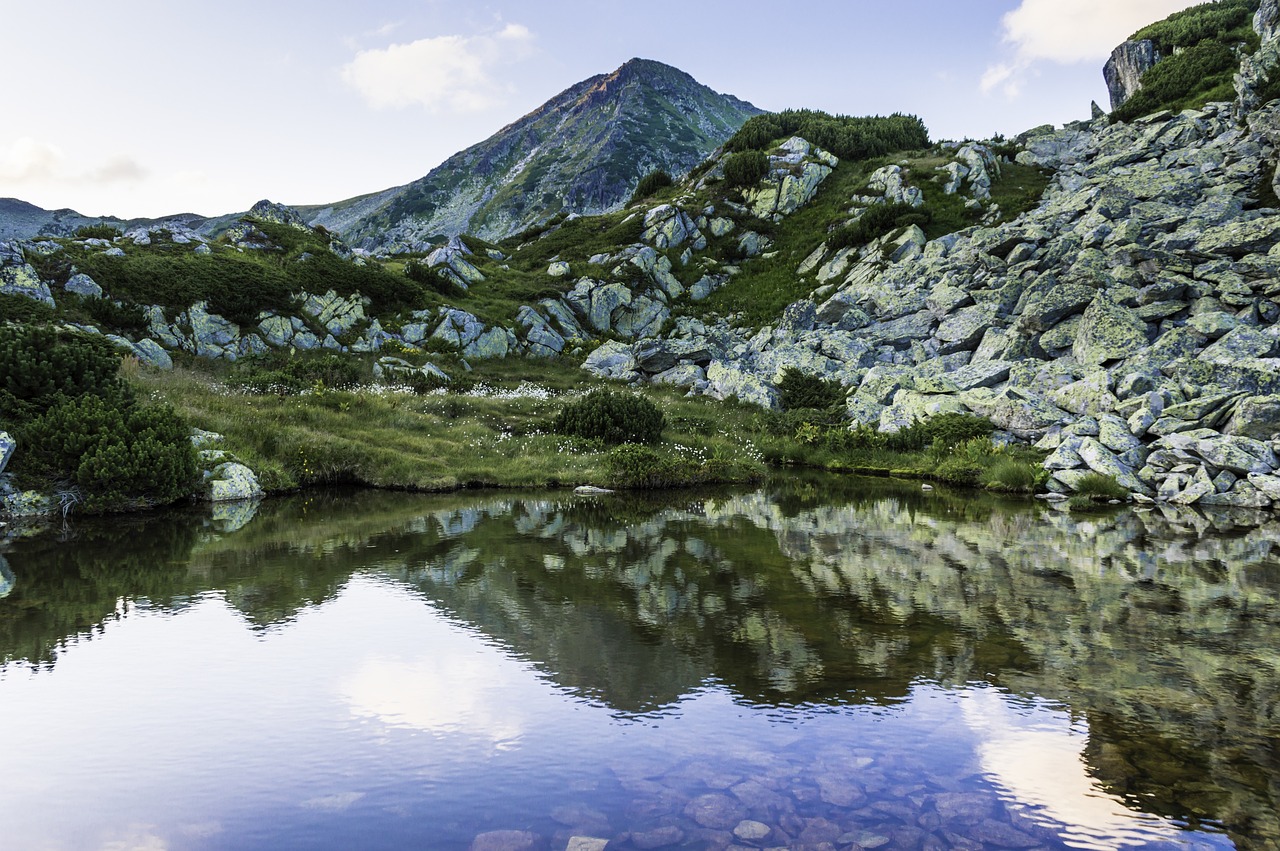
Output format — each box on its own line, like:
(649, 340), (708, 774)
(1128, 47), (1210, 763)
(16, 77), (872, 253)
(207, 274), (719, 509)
(1, 476), (1278, 850)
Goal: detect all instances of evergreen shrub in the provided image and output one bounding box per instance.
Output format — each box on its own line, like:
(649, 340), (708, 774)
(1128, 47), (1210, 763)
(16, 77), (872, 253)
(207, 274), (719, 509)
(554, 389), (664, 445)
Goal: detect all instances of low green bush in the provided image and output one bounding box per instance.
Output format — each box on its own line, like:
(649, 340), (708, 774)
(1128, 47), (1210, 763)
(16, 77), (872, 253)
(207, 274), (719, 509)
(724, 150), (770, 189)
(237, 353), (366, 394)
(933, 458), (983, 486)
(404, 260), (461, 295)
(605, 444), (682, 488)
(724, 110), (930, 162)
(631, 170), (674, 202)
(16, 395), (198, 512)
(0, 325), (128, 426)
(0, 293), (57, 325)
(886, 413), (995, 452)
(74, 224), (123, 240)
(554, 389), (665, 445)
(828, 202), (928, 252)
(777, 367), (845, 411)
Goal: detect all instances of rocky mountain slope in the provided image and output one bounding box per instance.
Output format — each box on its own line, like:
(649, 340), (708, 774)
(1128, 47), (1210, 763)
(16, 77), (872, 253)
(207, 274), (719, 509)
(301, 58), (762, 249)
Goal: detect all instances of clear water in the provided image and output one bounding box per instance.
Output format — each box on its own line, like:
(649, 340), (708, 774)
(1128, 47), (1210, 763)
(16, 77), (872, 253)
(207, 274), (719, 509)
(1, 475), (1277, 850)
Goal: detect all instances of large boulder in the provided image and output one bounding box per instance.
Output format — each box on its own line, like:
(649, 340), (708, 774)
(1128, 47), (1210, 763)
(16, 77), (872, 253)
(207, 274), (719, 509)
(1227, 395), (1280, 440)
(1104, 40), (1160, 112)
(0, 431), (14, 476)
(1072, 295), (1149, 365)
(205, 462), (264, 502)
(0, 263), (54, 307)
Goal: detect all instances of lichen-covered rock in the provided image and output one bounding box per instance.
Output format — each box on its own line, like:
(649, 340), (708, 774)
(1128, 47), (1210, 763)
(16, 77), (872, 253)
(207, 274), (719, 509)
(64, 273), (104, 298)
(642, 205), (702, 249)
(1072, 295), (1148, 365)
(582, 340), (638, 381)
(0, 263), (54, 307)
(302, 290), (367, 338)
(1104, 39), (1160, 111)
(205, 462), (265, 502)
(547, 260), (571, 278)
(432, 308), (487, 349)
(1228, 395), (1280, 440)
(706, 361), (779, 408)
(0, 474), (53, 517)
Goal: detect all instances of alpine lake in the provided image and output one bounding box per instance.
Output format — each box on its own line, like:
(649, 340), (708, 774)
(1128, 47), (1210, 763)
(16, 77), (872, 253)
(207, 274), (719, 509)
(1, 473), (1278, 851)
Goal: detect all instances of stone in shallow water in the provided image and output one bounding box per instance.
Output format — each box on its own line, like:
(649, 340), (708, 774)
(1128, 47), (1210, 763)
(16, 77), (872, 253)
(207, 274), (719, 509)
(965, 818), (1040, 848)
(933, 791), (999, 823)
(795, 817), (842, 844)
(550, 804), (610, 833)
(630, 825), (685, 849)
(469, 830), (540, 851)
(732, 820), (772, 841)
(815, 773), (866, 807)
(684, 792), (748, 829)
(565, 838), (608, 851)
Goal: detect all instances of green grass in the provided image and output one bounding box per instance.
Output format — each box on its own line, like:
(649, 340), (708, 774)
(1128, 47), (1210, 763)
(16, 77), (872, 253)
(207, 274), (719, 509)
(129, 354), (1046, 499)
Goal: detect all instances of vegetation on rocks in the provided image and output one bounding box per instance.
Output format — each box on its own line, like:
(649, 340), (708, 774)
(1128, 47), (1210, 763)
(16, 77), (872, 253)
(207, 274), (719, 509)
(1113, 0), (1260, 121)
(776, 367), (845, 411)
(725, 109), (930, 161)
(723, 151), (770, 188)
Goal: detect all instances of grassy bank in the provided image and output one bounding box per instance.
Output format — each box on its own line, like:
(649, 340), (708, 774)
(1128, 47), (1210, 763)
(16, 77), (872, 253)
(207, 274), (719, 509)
(134, 355), (1045, 498)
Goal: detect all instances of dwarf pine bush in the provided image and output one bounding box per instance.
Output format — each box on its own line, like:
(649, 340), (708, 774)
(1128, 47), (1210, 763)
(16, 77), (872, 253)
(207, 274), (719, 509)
(554, 389), (664, 445)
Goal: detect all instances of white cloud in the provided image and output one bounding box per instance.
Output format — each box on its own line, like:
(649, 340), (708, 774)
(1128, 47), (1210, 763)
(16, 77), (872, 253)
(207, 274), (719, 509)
(0, 137), (146, 186)
(0, 137), (64, 182)
(341, 23), (535, 112)
(982, 0), (1204, 98)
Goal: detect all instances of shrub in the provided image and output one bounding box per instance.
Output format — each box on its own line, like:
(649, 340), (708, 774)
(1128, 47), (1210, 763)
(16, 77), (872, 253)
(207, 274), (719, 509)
(0, 325), (128, 426)
(554, 389), (665, 445)
(404, 259), (461, 295)
(885, 413), (995, 452)
(74, 224), (123, 240)
(1075, 473), (1130, 500)
(16, 395), (198, 512)
(725, 110), (930, 161)
(0, 293), (57, 325)
(605, 444), (682, 488)
(777, 367), (845, 411)
(77, 295), (149, 334)
(723, 150), (770, 189)
(986, 458), (1044, 493)
(933, 458), (983, 486)
(828, 202), (927, 251)
(237, 353), (365, 394)
(631, 170), (674, 202)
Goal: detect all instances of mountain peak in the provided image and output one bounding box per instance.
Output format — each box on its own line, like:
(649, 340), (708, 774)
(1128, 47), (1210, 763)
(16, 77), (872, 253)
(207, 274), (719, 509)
(307, 61), (763, 248)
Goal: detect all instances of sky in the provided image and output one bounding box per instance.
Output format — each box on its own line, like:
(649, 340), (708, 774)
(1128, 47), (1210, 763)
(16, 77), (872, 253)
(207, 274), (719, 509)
(0, 0), (1208, 220)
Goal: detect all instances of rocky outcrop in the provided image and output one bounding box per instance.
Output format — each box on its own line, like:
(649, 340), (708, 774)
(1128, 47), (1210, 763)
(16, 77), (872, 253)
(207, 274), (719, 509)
(578, 93), (1280, 507)
(744, 138), (838, 221)
(1104, 40), (1160, 111)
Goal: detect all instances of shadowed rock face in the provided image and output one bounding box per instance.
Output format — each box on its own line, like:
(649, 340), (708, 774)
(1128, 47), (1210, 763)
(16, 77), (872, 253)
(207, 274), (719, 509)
(1104, 39), (1160, 111)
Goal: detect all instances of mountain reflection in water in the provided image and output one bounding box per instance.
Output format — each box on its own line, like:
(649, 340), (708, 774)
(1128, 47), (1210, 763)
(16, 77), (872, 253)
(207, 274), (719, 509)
(0, 475), (1276, 850)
